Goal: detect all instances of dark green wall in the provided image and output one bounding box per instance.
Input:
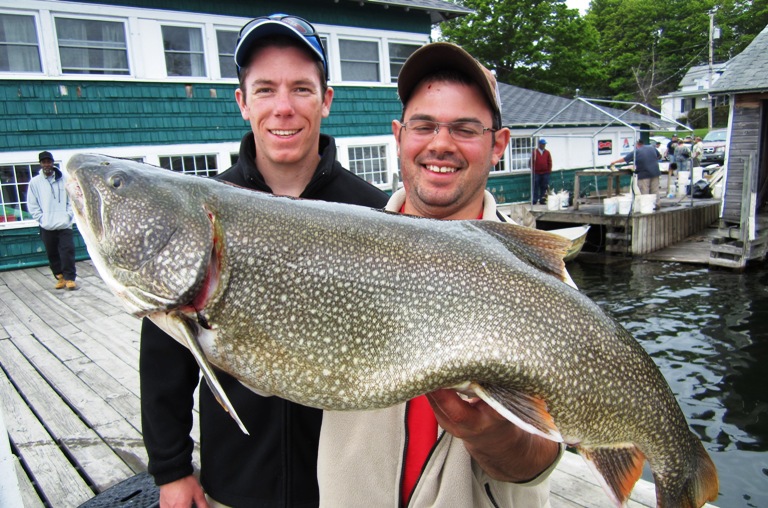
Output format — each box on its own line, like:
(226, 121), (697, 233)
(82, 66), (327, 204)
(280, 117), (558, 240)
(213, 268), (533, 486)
(0, 81), (401, 152)
(67, 0), (433, 33)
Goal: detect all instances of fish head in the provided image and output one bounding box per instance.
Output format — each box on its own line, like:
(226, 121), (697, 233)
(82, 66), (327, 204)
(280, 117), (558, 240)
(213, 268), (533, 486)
(66, 153), (214, 315)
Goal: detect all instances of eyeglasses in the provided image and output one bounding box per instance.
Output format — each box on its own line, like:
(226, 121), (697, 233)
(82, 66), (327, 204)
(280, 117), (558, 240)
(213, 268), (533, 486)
(236, 14), (328, 79)
(401, 120), (496, 141)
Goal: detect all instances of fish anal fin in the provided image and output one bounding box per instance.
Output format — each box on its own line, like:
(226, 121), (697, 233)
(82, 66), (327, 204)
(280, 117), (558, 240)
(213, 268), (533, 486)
(463, 382), (562, 442)
(577, 444), (646, 507)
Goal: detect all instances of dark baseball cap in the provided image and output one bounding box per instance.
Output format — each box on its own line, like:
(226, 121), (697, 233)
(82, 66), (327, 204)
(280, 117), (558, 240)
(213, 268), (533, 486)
(234, 14), (328, 80)
(397, 42), (502, 128)
(39, 151), (53, 162)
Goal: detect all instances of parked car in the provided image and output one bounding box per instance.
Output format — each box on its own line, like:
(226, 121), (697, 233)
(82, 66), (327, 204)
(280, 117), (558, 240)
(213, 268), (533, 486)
(701, 128), (727, 165)
(650, 135), (671, 159)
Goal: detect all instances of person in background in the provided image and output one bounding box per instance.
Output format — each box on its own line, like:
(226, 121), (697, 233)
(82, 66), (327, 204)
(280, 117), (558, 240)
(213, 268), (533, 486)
(666, 134), (679, 169)
(317, 42), (563, 508)
(531, 138), (553, 205)
(691, 135), (704, 168)
(27, 151), (77, 290)
(610, 139), (662, 196)
(139, 13), (388, 508)
(675, 138), (692, 173)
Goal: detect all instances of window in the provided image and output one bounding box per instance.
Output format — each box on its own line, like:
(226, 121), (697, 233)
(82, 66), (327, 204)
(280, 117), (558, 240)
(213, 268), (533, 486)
(348, 145), (388, 185)
(508, 137), (535, 171)
(216, 29), (238, 78)
(159, 154), (218, 177)
(162, 25), (205, 77)
(55, 18), (128, 75)
(339, 39), (379, 81)
(388, 42), (419, 83)
(0, 14), (41, 73)
(0, 163), (35, 223)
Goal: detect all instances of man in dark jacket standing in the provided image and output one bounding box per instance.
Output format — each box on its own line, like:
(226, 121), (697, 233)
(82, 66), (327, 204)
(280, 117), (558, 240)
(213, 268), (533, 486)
(531, 139), (553, 205)
(139, 14), (388, 508)
(27, 151), (77, 290)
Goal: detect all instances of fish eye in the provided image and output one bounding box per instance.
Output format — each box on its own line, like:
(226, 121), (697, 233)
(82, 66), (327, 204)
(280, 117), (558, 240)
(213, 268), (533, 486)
(107, 171), (128, 189)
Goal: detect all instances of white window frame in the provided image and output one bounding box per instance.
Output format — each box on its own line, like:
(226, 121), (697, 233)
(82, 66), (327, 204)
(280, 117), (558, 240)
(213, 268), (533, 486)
(0, 11), (43, 74)
(337, 36), (381, 83)
(159, 153), (219, 177)
(507, 137), (535, 172)
(0, 161), (37, 224)
(214, 27), (238, 79)
(52, 14), (130, 75)
(160, 23), (207, 78)
(386, 41), (420, 83)
(347, 143), (389, 186)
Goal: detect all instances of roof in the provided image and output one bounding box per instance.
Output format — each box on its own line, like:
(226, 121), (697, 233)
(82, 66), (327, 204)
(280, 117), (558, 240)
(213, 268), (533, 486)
(678, 62), (728, 88)
(711, 24), (768, 94)
(352, 0), (473, 23)
(497, 83), (679, 130)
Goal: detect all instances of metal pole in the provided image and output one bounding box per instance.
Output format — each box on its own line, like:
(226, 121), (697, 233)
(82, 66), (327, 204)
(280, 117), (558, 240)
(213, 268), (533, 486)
(707, 10), (715, 130)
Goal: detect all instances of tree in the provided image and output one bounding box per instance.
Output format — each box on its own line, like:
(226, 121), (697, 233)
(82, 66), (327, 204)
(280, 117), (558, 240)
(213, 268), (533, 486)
(438, 0), (604, 97)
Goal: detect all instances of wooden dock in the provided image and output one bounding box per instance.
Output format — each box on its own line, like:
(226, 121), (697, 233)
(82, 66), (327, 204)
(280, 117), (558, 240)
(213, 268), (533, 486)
(0, 261), (708, 507)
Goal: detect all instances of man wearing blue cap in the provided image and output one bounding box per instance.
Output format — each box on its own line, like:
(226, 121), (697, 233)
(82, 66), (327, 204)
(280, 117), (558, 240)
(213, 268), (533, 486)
(139, 14), (387, 508)
(531, 138), (553, 205)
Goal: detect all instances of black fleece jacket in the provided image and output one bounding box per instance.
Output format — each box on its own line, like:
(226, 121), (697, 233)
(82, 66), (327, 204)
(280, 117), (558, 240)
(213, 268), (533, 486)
(140, 132), (389, 507)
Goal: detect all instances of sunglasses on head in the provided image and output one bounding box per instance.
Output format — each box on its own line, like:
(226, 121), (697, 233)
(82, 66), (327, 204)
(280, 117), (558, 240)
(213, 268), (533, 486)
(237, 14), (327, 79)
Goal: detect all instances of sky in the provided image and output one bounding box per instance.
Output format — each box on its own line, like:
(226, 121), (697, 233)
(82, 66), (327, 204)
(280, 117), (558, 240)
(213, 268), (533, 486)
(565, 0), (591, 14)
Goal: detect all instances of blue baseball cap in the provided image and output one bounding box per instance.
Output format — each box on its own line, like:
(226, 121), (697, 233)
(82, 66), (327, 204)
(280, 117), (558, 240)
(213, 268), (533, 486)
(539, 138), (547, 144)
(234, 14), (328, 81)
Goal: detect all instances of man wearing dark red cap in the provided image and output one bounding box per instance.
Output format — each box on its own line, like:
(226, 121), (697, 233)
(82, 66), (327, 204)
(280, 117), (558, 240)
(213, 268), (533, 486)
(318, 42), (562, 507)
(139, 13), (387, 508)
(27, 151), (77, 290)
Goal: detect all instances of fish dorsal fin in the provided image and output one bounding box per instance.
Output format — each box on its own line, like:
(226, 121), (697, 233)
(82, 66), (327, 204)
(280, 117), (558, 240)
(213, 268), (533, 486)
(457, 381), (562, 442)
(469, 221), (573, 285)
(578, 444), (646, 507)
(156, 312), (250, 435)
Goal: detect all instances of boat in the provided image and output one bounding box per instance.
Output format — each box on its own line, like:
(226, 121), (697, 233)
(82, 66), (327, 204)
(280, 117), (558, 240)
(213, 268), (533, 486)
(550, 225), (590, 262)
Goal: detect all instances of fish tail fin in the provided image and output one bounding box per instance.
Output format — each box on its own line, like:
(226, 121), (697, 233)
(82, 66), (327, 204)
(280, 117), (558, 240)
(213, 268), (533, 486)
(654, 434), (719, 508)
(578, 444), (646, 507)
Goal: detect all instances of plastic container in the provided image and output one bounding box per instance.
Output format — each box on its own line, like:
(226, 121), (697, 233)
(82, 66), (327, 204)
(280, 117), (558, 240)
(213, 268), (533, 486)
(713, 182), (724, 199)
(547, 194), (561, 210)
(617, 195), (633, 214)
(638, 194), (656, 213)
(558, 191), (569, 209)
(692, 167), (704, 183)
(603, 197), (617, 215)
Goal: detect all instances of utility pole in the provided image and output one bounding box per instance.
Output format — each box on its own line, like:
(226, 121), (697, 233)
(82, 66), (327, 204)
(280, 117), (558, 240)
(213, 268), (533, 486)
(707, 9), (715, 130)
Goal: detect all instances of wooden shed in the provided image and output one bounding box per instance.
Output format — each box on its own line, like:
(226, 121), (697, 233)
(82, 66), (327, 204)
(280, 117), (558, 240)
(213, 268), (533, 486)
(709, 24), (768, 268)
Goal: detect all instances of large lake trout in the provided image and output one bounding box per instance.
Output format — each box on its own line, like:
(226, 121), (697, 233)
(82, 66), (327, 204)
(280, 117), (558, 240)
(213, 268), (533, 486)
(66, 154), (718, 507)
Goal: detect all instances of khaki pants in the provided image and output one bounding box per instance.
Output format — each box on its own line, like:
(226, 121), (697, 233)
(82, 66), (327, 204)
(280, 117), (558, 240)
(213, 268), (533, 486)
(638, 177), (659, 196)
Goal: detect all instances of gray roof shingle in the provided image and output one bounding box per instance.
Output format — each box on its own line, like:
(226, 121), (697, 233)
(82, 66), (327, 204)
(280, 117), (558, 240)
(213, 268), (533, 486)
(711, 24), (768, 94)
(497, 83), (678, 130)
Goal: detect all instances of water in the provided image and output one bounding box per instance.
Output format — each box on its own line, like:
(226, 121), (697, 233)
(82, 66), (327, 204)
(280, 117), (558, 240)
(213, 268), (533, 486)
(568, 259), (768, 508)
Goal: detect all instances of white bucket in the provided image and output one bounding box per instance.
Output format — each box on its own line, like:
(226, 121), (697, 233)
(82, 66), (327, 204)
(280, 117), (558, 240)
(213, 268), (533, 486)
(692, 167), (704, 183)
(603, 197), (617, 215)
(617, 195), (633, 214)
(713, 182), (724, 199)
(678, 171), (691, 185)
(638, 194), (656, 213)
(558, 191), (569, 209)
(546, 194), (561, 210)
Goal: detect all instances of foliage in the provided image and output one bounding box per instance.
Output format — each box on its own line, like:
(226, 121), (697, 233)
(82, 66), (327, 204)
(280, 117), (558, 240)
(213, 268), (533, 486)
(438, 0), (605, 97)
(436, 0), (768, 108)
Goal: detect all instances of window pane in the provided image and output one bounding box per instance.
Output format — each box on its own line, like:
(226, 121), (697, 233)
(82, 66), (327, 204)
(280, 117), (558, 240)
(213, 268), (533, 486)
(162, 26), (206, 77)
(216, 29), (238, 78)
(388, 43), (419, 83)
(0, 14), (42, 72)
(1, 163), (36, 222)
(55, 18), (129, 75)
(508, 137), (534, 172)
(348, 145), (387, 185)
(339, 39), (379, 82)
(159, 154), (218, 177)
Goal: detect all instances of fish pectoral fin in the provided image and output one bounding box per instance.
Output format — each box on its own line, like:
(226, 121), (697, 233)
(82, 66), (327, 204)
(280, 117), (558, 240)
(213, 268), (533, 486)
(577, 444), (646, 507)
(164, 312), (250, 435)
(471, 382), (562, 442)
